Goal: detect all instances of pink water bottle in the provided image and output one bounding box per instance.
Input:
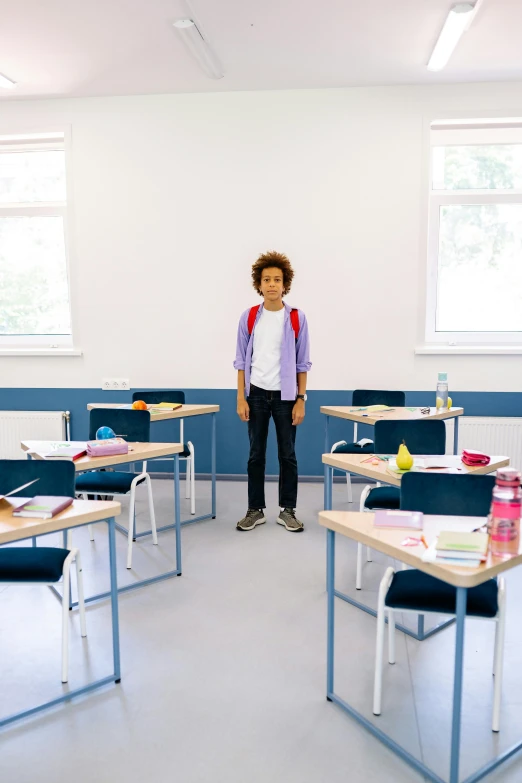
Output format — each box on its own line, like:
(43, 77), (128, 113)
(488, 469), (521, 559)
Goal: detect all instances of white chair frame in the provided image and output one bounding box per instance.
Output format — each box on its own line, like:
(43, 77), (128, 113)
(331, 440), (354, 504)
(354, 483), (380, 590)
(5, 548), (87, 683)
(85, 469), (157, 569)
(140, 418), (195, 514)
(373, 566), (507, 732)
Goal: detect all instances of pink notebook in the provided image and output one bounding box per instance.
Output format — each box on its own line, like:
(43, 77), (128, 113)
(373, 509), (423, 530)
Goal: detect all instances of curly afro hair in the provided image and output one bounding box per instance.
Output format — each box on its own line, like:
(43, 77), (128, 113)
(251, 251), (294, 296)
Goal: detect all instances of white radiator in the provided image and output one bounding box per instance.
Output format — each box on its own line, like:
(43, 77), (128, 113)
(0, 411), (69, 459)
(445, 417), (522, 471)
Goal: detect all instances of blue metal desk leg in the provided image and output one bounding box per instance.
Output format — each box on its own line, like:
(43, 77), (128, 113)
(449, 586), (467, 783)
(324, 464), (333, 512)
(107, 517), (121, 683)
(324, 415), (330, 455)
(174, 454), (182, 574)
(211, 412), (217, 519)
(327, 529), (335, 700)
(454, 416), (460, 455)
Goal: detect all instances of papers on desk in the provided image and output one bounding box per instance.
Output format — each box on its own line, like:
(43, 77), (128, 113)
(386, 456), (461, 477)
(116, 403), (182, 412)
(353, 405), (393, 413)
(45, 445), (87, 461)
(27, 442), (88, 460)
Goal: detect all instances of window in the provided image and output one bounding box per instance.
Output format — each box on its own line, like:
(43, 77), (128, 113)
(0, 131), (73, 347)
(426, 119), (522, 345)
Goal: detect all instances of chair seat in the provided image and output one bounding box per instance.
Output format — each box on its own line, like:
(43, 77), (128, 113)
(385, 570), (498, 618)
(76, 471), (146, 494)
(0, 547), (69, 583)
(180, 443), (191, 458)
(332, 442), (374, 454)
(364, 486), (400, 510)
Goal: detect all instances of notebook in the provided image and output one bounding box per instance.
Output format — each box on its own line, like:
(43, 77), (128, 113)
(150, 402), (183, 411)
(45, 445), (87, 461)
(436, 530), (488, 561)
(373, 509), (423, 530)
(13, 496), (73, 519)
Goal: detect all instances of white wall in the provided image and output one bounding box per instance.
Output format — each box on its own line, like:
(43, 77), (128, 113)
(1, 82), (522, 392)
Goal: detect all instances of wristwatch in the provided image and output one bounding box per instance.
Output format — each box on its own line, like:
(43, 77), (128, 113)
(296, 394), (307, 402)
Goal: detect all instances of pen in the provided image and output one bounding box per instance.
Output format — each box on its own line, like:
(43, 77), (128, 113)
(420, 535), (429, 549)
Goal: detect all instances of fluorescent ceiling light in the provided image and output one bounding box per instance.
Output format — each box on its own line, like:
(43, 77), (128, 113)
(0, 73), (16, 89)
(427, 3), (477, 72)
(173, 19), (223, 79)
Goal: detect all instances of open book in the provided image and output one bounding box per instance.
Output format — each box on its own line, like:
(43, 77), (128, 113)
(0, 478), (39, 507)
(387, 456), (458, 476)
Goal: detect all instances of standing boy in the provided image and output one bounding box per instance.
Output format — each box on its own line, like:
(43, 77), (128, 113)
(233, 251), (311, 532)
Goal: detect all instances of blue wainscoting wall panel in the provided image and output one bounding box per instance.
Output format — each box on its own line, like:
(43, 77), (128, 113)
(0, 388), (520, 477)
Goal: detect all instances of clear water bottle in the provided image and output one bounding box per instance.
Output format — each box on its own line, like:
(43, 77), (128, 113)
(436, 371), (448, 410)
(488, 469), (521, 559)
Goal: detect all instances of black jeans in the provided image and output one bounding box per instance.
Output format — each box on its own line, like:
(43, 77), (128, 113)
(247, 384), (298, 509)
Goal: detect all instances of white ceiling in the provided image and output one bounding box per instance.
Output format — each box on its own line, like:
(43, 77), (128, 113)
(1, 0), (521, 100)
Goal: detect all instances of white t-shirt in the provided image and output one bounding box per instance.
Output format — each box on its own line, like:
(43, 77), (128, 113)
(250, 307), (285, 391)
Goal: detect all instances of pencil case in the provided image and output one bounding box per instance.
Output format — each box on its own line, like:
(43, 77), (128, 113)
(461, 449), (490, 467)
(86, 438), (129, 457)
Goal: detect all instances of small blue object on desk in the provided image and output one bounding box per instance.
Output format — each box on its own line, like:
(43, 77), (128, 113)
(96, 426), (116, 440)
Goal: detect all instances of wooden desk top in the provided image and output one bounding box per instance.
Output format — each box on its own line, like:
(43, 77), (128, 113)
(21, 441), (183, 471)
(319, 510), (522, 588)
(322, 453), (509, 486)
(0, 498), (121, 545)
(87, 403), (219, 422)
(320, 405), (464, 425)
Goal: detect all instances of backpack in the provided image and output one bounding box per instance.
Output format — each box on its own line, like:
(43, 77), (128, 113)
(247, 305), (299, 340)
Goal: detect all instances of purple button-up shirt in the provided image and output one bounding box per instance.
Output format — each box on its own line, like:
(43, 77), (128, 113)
(234, 302), (312, 401)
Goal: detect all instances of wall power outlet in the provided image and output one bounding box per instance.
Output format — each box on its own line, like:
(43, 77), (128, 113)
(101, 378), (131, 391)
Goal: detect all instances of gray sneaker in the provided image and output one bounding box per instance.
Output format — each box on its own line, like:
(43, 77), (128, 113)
(277, 508), (304, 532)
(237, 509), (266, 531)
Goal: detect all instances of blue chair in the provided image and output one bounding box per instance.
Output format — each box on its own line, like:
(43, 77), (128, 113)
(357, 419), (446, 590)
(0, 460), (87, 683)
(76, 409), (157, 569)
(374, 473), (505, 732)
(133, 390), (195, 515)
(330, 390), (405, 503)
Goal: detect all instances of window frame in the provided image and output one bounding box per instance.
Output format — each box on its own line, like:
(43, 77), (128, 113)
(425, 117), (522, 347)
(0, 128), (75, 349)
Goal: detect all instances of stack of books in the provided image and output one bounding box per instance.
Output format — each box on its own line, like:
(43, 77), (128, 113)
(434, 530), (488, 568)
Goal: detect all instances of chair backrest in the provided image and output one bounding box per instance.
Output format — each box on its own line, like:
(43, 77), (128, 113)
(374, 419), (446, 455)
(352, 389), (406, 407)
(401, 472), (495, 516)
(0, 460), (76, 498)
(89, 409), (151, 442)
(132, 390), (185, 405)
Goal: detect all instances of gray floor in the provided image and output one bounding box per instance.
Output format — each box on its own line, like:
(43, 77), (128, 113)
(1, 479), (522, 783)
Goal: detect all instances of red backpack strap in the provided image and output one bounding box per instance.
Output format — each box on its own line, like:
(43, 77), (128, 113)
(247, 305), (261, 335)
(290, 308), (300, 340)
